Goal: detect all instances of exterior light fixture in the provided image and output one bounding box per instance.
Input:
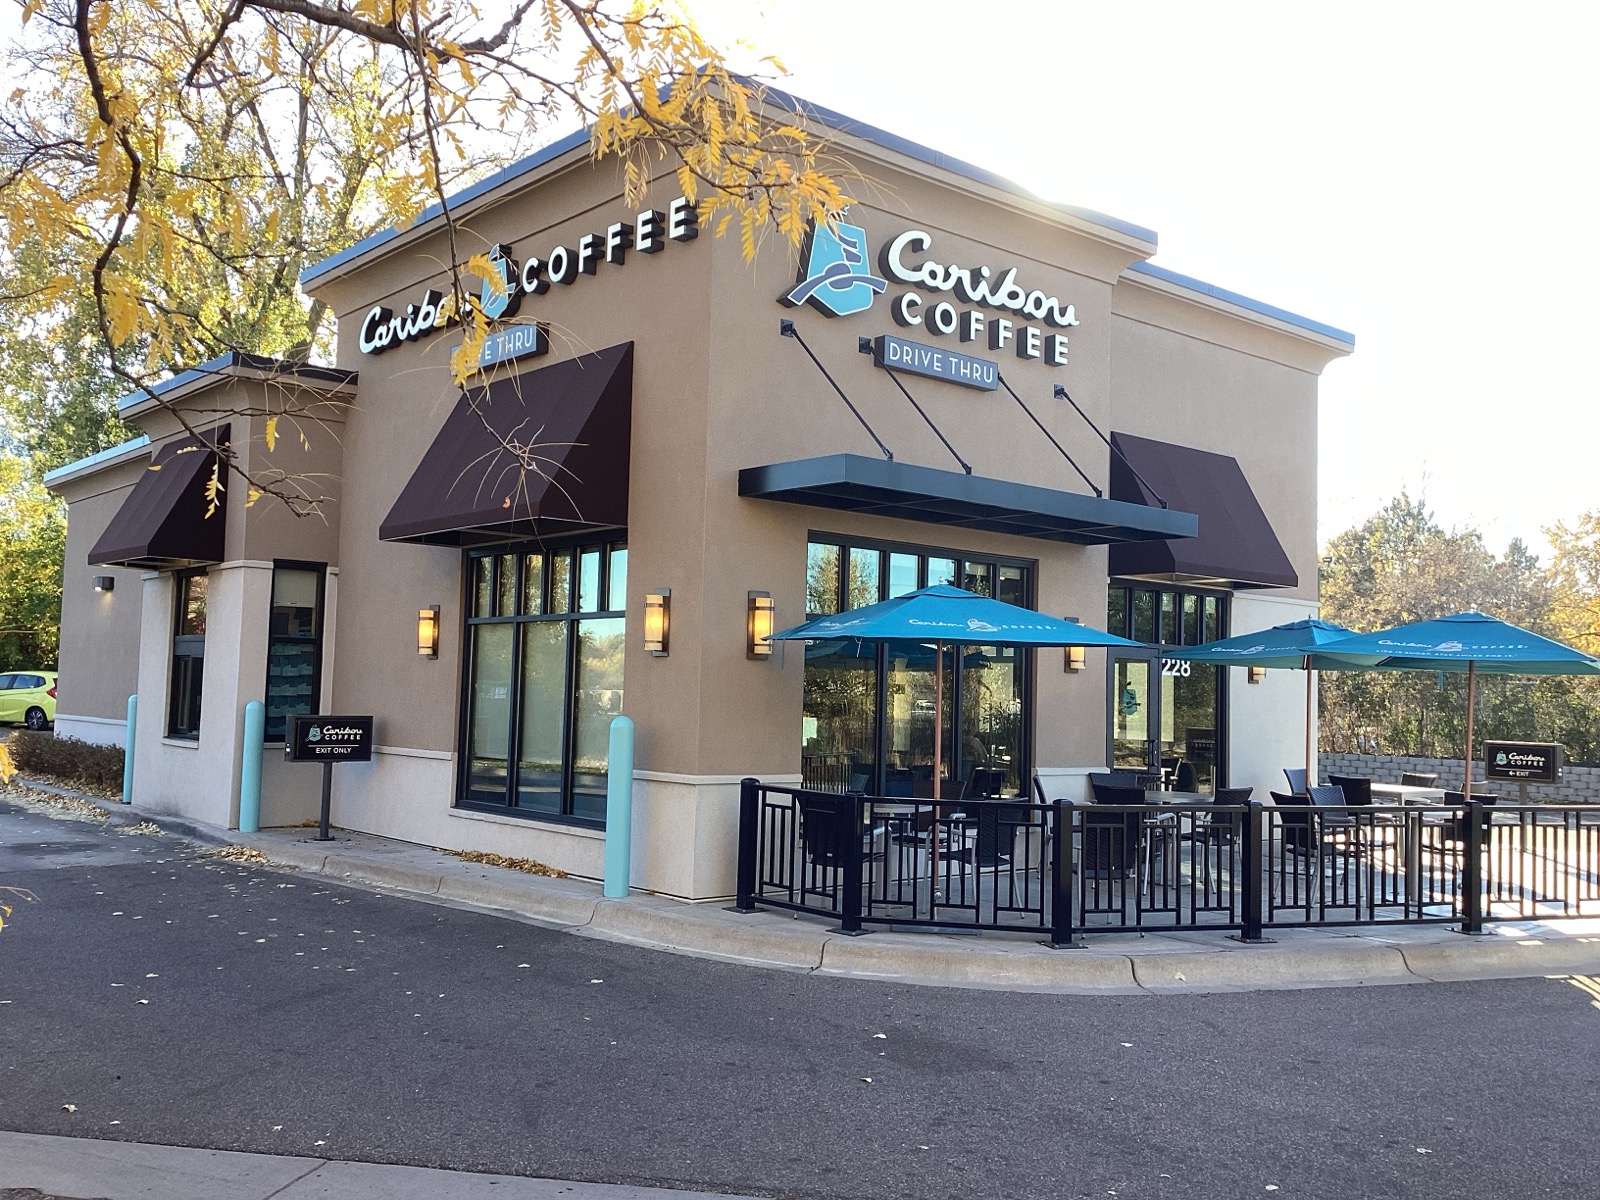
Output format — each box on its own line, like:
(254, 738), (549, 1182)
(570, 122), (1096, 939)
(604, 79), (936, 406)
(644, 589), (670, 657)
(418, 606), (440, 658)
(1064, 616), (1085, 672)
(1247, 665), (1267, 684)
(92, 575), (115, 593)
(747, 591), (775, 660)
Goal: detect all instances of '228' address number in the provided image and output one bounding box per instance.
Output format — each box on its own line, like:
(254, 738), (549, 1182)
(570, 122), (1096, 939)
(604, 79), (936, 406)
(1159, 658), (1192, 677)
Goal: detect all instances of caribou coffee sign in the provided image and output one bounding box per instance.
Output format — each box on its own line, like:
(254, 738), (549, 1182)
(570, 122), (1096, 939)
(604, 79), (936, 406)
(781, 219), (1078, 378)
(358, 195), (700, 357)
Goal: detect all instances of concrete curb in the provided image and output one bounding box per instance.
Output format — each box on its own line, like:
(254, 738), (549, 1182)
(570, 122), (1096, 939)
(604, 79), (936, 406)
(12, 775), (1600, 996)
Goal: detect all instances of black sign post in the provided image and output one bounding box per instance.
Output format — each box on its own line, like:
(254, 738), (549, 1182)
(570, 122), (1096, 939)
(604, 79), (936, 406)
(1483, 740), (1563, 805)
(285, 715), (374, 841)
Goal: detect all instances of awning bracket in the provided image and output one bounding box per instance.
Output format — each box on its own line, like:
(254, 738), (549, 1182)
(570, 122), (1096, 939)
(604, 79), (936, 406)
(856, 337), (970, 474)
(1053, 384), (1169, 509)
(996, 373), (1101, 497)
(779, 320), (893, 462)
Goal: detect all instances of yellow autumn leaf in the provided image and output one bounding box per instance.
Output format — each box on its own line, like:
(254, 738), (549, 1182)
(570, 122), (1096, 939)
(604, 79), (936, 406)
(264, 415), (278, 452)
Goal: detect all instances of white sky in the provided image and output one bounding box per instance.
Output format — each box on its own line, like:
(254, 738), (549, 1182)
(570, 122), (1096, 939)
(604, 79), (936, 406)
(689, 0), (1600, 558)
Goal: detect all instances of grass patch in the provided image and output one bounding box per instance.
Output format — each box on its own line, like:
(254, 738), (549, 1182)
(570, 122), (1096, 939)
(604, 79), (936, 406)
(6, 731), (124, 795)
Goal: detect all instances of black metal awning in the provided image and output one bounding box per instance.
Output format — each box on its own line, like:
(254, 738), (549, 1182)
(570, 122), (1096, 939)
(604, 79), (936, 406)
(1107, 431), (1297, 588)
(379, 343), (633, 547)
(88, 426), (230, 569)
(737, 454), (1199, 545)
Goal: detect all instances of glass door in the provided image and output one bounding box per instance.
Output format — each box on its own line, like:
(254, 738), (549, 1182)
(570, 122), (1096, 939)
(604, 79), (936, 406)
(1110, 655), (1155, 773)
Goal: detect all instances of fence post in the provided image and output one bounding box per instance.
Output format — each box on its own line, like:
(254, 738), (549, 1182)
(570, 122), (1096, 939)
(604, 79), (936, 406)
(730, 776), (760, 913)
(238, 700), (265, 833)
(1233, 799), (1272, 943)
(1460, 799), (1487, 935)
(837, 792), (865, 935)
(602, 715), (635, 899)
(121, 694), (137, 805)
(1047, 799), (1082, 948)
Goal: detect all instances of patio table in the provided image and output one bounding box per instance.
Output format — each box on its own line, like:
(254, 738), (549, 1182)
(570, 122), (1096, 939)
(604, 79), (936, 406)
(1370, 782), (1448, 805)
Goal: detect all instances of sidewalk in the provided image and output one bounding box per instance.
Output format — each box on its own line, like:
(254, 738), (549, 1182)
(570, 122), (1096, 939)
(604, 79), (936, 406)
(0, 1131), (761, 1200)
(15, 777), (1600, 994)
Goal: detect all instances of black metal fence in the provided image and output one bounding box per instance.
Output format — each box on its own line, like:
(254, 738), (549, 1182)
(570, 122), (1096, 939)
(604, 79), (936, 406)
(732, 780), (1600, 942)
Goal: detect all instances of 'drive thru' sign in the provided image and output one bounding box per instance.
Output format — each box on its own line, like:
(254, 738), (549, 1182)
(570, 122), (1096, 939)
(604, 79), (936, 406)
(286, 715), (374, 763)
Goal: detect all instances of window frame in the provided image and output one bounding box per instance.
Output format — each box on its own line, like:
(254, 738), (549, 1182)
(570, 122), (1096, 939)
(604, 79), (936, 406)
(456, 533), (628, 827)
(262, 561), (327, 744)
(1103, 580), (1232, 787)
(802, 531), (1038, 799)
(168, 568), (209, 740)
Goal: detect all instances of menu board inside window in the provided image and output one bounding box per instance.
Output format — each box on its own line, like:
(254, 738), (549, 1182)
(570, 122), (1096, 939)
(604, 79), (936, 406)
(266, 567), (323, 741)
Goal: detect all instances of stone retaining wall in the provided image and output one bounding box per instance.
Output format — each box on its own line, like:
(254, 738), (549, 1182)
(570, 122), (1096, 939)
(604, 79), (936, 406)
(1318, 751), (1600, 804)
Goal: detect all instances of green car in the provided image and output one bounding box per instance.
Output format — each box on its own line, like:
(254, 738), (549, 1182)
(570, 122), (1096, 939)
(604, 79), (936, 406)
(0, 672), (58, 731)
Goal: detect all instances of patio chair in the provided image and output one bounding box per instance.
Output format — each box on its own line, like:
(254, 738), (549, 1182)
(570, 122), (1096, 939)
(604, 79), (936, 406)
(1430, 790), (1499, 848)
(1175, 761), (1199, 794)
(1186, 786), (1252, 892)
(1283, 767), (1309, 795)
(1400, 771), (1440, 788)
(797, 794), (882, 904)
(1088, 770), (1140, 798)
(1083, 784), (1144, 880)
(1329, 772), (1399, 826)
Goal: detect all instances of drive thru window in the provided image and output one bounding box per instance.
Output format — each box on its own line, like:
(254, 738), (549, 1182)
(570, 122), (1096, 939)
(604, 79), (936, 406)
(168, 570), (208, 739)
(459, 540), (627, 824)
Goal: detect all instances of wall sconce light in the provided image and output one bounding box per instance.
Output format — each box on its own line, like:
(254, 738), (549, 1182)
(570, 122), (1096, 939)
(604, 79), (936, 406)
(418, 606), (440, 658)
(1247, 665), (1267, 684)
(1064, 616), (1085, 672)
(92, 575), (115, 593)
(644, 589), (670, 657)
(747, 591), (775, 660)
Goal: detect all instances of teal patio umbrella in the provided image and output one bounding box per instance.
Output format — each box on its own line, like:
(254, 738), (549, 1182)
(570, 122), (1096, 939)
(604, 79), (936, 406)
(1316, 611), (1600, 792)
(772, 585), (1144, 801)
(1165, 618), (1372, 787)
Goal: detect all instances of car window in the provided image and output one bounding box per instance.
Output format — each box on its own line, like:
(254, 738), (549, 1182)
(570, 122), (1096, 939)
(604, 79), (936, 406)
(0, 675), (14, 690)
(20, 675), (44, 688)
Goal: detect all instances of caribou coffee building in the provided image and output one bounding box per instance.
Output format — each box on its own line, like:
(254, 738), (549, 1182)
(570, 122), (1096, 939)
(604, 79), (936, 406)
(46, 94), (1351, 899)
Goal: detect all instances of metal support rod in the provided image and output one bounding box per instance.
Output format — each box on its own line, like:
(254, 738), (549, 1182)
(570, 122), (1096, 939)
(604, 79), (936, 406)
(317, 762), (333, 841)
(838, 792), (865, 935)
(602, 714), (635, 899)
(858, 338), (970, 473)
(239, 700), (265, 833)
(731, 777), (760, 913)
(1053, 384), (1170, 508)
(121, 694), (137, 805)
(998, 374), (1101, 496)
(1462, 660), (1477, 795)
(1460, 799), (1486, 934)
(780, 320), (893, 461)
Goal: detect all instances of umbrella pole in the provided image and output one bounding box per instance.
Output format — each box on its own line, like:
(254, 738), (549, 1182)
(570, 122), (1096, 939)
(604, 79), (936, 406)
(1304, 656), (1314, 788)
(1463, 660), (1476, 795)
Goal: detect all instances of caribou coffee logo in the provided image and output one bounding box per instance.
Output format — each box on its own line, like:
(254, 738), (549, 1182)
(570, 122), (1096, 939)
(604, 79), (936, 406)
(358, 195), (700, 355)
(780, 219), (1078, 367)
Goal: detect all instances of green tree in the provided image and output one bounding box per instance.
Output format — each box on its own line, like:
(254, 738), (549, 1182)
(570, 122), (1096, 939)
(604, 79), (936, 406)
(1318, 493), (1584, 758)
(0, 453), (64, 670)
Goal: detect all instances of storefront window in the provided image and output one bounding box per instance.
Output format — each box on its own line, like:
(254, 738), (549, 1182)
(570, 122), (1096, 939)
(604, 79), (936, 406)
(168, 570), (208, 739)
(802, 536), (1034, 798)
(462, 538), (627, 823)
(264, 564), (325, 741)
(1106, 583), (1229, 791)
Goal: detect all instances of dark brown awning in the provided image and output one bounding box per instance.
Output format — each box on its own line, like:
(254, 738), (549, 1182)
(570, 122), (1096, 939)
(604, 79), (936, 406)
(379, 343), (633, 546)
(1106, 431), (1297, 589)
(88, 426), (230, 569)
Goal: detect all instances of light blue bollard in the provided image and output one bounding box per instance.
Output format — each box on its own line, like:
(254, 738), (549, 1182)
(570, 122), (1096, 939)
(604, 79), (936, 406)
(121, 694), (137, 804)
(603, 715), (636, 899)
(238, 700), (266, 833)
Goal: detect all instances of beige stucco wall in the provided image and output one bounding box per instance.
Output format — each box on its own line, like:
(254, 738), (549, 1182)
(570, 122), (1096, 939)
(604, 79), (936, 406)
(54, 458), (147, 731)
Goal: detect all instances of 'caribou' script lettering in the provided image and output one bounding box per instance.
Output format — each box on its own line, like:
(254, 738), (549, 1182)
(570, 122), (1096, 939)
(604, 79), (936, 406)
(880, 230), (1080, 328)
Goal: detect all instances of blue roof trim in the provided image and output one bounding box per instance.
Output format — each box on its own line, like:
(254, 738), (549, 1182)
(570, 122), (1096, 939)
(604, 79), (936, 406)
(297, 86), (1159, 288)
(300, 126), (593, 287)
(42, 434), (150, 485)
(1126, 261), (1354, 346)
(115, 351), (358, 412)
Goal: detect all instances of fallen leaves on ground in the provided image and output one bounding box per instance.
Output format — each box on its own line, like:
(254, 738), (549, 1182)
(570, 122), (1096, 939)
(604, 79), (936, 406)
(203, 845), (275, 866)
(120, 821), (164, 837)
(0, 781), (109, 822)
(445, 848), (567, 878)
